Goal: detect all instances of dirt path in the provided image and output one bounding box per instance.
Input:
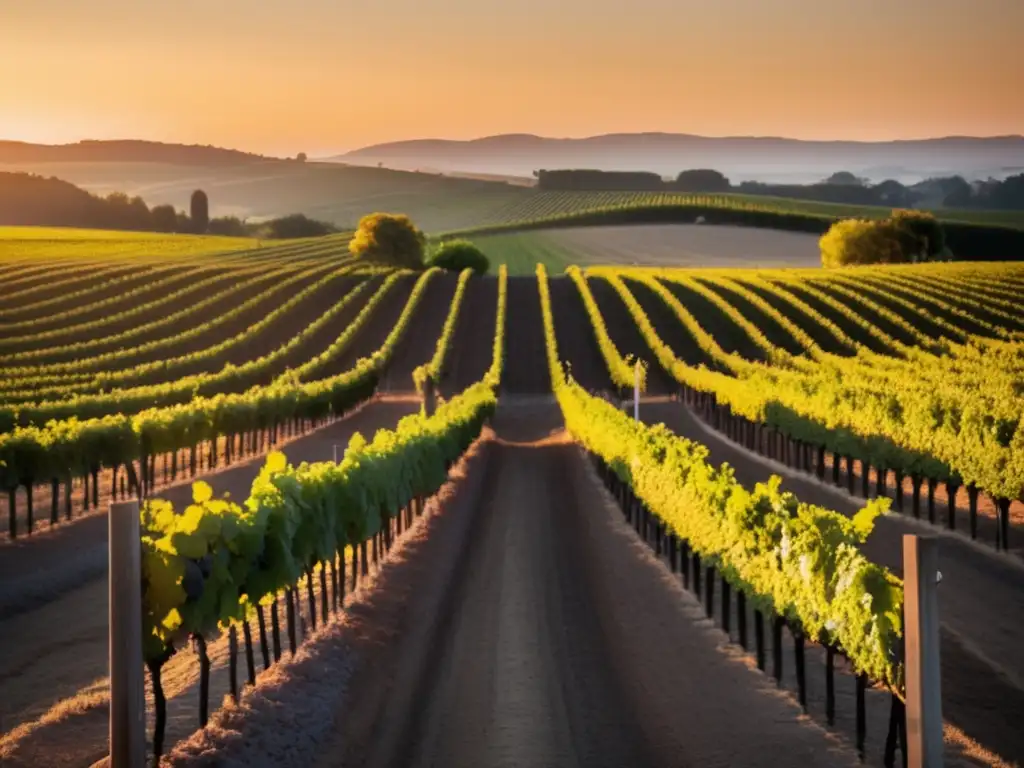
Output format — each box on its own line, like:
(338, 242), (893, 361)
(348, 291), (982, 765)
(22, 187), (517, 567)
(0, 398), (421, 742)
(588, 275), (677, 394)
(640, 400), (1024, 764)
(441, 276), (497, 397)
(312, 400), (860, 768)
(379, 273), (458, 393)
(313, 276), (416, 379)
(549, 276), (612, 393)
(624, 275), (715, 367)
(500, 276), (549, 394)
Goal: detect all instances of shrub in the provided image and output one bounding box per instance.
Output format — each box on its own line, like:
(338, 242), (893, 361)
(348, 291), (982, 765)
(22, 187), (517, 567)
(260, 213), (336, 239)
(890, 209), (946, 259)
(820, 219), (906, 267)
(349, 213), (426, 268)
(820, 211), (949, 267)
(208, 215), (248, 237)
(429, 239), (489, 274)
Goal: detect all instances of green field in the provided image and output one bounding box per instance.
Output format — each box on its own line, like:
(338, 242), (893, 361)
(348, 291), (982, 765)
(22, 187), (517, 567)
(470, 224), (823, 275)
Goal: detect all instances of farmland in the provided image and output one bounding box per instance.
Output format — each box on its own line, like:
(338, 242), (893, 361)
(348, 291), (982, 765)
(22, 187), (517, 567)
(1, 223), (1023, 767)
(471, 224), (823, 274)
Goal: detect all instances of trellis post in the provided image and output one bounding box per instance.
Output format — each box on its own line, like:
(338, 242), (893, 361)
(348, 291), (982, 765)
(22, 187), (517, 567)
(109, 500), (145, 767)
(903, 534), (943, 768)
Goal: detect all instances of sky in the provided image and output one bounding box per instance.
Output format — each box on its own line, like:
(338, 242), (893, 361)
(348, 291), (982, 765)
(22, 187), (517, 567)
(1, 0), (1022, 156)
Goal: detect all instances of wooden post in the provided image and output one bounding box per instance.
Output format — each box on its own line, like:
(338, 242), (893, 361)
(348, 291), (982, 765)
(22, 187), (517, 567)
(904, 534), (943, 768)
(109, 500), (145, 768)
(423, 378), (437, 418)
(633, 360), (641, 421)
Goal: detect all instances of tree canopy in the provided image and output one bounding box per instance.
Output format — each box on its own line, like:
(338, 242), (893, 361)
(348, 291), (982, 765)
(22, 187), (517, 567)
(674, 169), (731, 192)
(348, 213), (426, 268)
(820, 211), (950, 268)
(429, 239), (489, 274)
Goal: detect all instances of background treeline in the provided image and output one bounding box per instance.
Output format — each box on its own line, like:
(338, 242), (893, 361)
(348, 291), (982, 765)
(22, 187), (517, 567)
(0, 172), (337, 238)
(535, 168), (1024, 211)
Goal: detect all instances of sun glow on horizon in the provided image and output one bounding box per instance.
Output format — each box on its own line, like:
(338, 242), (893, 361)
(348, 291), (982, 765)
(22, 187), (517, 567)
(1, 0), (1022, 155)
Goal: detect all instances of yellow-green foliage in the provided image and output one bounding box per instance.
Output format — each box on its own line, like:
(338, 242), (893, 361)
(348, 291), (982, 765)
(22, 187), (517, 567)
(349, 213), (426, 269)
(140, 379), (497, 660)
(820, 219), (906, 267)
(536, 263), (903, 686)
(0, 226), (257, 261)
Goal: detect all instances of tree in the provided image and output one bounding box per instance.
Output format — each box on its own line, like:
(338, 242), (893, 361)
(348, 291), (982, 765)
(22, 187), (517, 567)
(296, 152), (307, 163)
(429, 239), (489, 274)
(190, 189), (209, 234)
(674, 169), (731, 192)
(261, 213), (336, 239)
(207, 216), (248, 237)
(890, 209), (948, 260)
(824, 171), (867, 186)
(819, 211), (949, 268)
(873, 179), (915, 207)
(820, 219), (905, 267)
(348, 213), (425, 268)
(151, 204), (178, 232)
(176, 210), (192, 233)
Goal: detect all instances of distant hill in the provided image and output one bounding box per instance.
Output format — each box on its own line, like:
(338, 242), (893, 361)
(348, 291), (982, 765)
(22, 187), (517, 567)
(0, 160), (532, 232)
(0, 139), (269, 166)
(335, 133), (1024, 185)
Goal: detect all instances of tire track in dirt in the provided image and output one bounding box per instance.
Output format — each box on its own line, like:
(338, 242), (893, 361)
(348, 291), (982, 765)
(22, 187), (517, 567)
(640, 400), (1024, 764)
(313, 400), (860, 768)
(549, 276), (613, 393)
(441, 276), (497, 397)
(501, 276), (549, 394)
(0, 399), (422, 744)
(588, 275), (676, 394)
(379, 273), (458, 393)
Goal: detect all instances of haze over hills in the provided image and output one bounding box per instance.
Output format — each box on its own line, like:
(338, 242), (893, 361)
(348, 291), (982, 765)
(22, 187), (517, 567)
(334, 132), (1024, 185)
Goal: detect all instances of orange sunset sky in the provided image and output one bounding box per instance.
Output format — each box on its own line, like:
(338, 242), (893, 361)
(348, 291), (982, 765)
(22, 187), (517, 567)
(2, 0), (1022, 156)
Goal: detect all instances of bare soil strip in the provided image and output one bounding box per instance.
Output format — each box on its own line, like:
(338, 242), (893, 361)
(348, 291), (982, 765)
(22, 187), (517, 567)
(549, 276), (612, 392)
(640, 400), (1024, 765)
(588, 275), (677, 393)
(379, 273), (458, 393)
(500, 276), (549, 394)
(440, 276), (497, 397)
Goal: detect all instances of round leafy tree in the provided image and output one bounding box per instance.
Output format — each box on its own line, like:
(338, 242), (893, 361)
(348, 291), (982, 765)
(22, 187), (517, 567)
(348, 213), (426, 268)
(429, 239), (489, 274)
(820, 211), (949, 268)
